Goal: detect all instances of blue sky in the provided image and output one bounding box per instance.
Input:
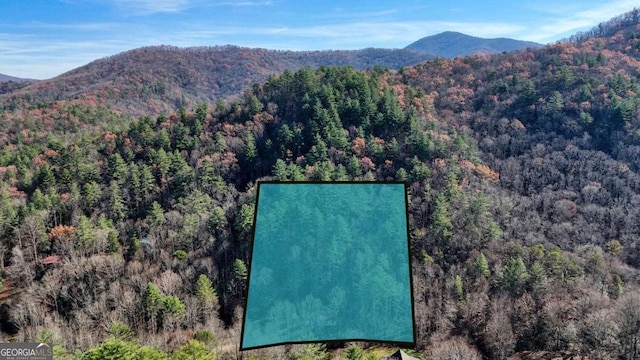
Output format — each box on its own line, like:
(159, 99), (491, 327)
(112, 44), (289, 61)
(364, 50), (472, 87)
(1, 0), (637, 79)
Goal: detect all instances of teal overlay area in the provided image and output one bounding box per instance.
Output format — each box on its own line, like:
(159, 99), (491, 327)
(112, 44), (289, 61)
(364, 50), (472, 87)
(241, 182), (414, 349)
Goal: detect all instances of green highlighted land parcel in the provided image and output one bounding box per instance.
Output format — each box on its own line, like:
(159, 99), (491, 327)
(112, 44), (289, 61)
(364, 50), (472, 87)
(241, 182), (414, 350)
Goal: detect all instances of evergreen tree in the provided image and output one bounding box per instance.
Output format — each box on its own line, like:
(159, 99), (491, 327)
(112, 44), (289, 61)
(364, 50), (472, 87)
(431, 195), (453, 239)
(474, 252), (490, 278)
(76, 215), (95, 251)
(108, 153), (128, 184)
(107, 180), (126, 222)
(273, 159), (288, 181)
(195, 274), (218, 306)
(147, 201), (164, 228)
(172, 340), (215, 360)
(82, 181), (102, 211)
(233, 259), (248, 280)
(142, 282), (164, 332)
(498, 257), (529, 295)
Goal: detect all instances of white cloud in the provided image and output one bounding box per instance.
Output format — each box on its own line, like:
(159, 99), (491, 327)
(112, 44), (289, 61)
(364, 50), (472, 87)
(0, 29), (139, 78)
(111, 0), (193, 15)
(518, 0), (639, 42)
(213, 0), (275, 7)
(313, 9), (398, 20)
(168, 21), (525, 49)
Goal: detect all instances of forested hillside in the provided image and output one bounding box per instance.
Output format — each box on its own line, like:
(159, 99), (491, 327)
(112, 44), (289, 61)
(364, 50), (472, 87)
(0, 46), (434, 119)
(0, 8), (639, 360)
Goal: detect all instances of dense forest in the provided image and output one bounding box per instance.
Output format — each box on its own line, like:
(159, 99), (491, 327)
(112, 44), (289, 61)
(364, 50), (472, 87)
(0, 8), (640, 360)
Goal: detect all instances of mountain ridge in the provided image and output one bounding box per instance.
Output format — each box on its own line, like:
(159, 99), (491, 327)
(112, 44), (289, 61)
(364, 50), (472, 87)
(0, 32), (545, 118)
(0, 45), (436, 117)
(0, 73), (37, 82)
(405, 31), (543, 58)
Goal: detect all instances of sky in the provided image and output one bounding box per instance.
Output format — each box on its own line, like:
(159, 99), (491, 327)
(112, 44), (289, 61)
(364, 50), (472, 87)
(1, 0), (638, 79)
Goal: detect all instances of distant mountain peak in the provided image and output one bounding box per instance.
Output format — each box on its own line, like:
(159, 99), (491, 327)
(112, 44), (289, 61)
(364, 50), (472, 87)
(405, 32), (542, 58)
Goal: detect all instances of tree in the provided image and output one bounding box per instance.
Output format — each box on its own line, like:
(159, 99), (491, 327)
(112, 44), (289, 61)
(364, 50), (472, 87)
(76, 215), (95, 252)
(82, 181), (102, 211)
(163, 295), (186, 317)
(483, 303), (516, 359)
(108, 153), (128, 184)
(82, 337), (168, 360)
(528, 261), (547, 293)
(344, 345), (364, 360)
(235, 203), (255, 238)
(171, 340), (214, 360)
(612, 274), (624, 299)
(208, 206), (227, 232)
(288, 163), (306, 181)
(107, 321), (133, 340)
(147, 201), (164, 228)
(544, 91), (565, 119)
(395, 168), (408, 181)
(126, 236), (141, 261)
(347, 156), (362, 177)
(498, 257), (529, 295)
(606, 240), (623, 258)
(195, 274), (218, 307)
(474, 253), (490, 278)
(243, 132), (258, 167)
(142, 282), (165, 333)
(107, 180), (126, 222)
(290, 343), (330, 360)
(617, 292), (640, 360)
(106, 230), (119, 253)
(233, 258), (248, 280)
(431, 195), (452, 239)
(19, 212), (47, 263)
(273, 159), (288, 180)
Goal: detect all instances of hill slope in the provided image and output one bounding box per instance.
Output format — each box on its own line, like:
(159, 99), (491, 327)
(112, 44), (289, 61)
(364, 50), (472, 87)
(0, 46), (434, 118)
(406, 31), (542, 58)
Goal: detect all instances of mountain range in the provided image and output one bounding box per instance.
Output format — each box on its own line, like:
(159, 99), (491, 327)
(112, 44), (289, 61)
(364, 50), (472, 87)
(0, 46), (435, 116)
(0, 32), (541, 117)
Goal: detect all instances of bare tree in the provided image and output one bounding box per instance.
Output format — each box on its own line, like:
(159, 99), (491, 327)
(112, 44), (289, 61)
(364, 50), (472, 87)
(20, 212), (47, 264)
(617, 291), (640, 360)
(428, 336), (483, 360)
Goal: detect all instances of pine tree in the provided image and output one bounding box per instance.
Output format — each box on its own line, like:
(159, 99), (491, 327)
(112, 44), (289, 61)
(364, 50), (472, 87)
(139, 164), (156, 200)
(195, 274), (218, 306)
(474, 252), (490, 278)
(233, 259), (248, 280)
(431, 195), (453, 239)
(172, 340), (215, 360)
(82, 181), (102, 210)
(273, 159), (288, 181)
(499, 257), (529, 294)
(142, 282), (164, 332)
(76, 215), (95, 251)
(243, 132), (257, 166)
(108, 153), (128, 184)
(147, 201), (164, 228)
(107, 180), (126, 222)
(528, 261), (547, 293)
